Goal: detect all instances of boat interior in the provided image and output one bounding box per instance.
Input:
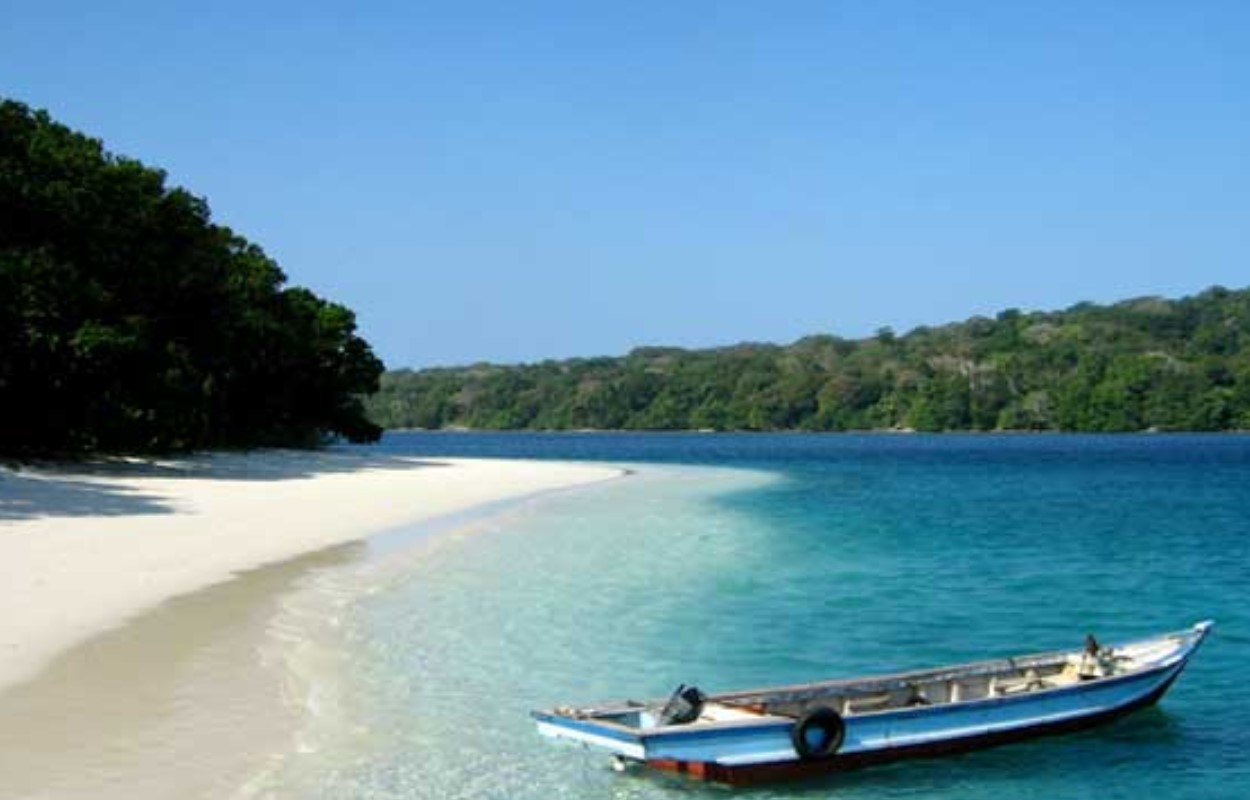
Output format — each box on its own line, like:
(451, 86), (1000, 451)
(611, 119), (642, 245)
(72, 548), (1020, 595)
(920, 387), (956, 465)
(729, 655), (1090, 720)
(713, 638), (1146, 723)
(573, 635), (1167, 731)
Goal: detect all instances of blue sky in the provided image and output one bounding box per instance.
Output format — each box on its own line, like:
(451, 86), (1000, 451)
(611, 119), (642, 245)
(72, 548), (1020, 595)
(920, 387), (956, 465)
(3, 2), (1248, 367)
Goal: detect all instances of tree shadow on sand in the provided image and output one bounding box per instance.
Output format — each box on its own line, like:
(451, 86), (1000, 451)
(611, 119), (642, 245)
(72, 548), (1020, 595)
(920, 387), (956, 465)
(0, 449), (449, 522)
(0, 475), (178, 521)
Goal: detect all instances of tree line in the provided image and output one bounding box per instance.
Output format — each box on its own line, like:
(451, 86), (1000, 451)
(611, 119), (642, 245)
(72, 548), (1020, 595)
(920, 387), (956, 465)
(0, 99), (383, 456)
(369, 287), (1250, 433)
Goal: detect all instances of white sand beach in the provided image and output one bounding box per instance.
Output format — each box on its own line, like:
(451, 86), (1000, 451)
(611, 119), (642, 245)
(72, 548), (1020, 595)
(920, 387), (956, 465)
(0, 451), (620, 695)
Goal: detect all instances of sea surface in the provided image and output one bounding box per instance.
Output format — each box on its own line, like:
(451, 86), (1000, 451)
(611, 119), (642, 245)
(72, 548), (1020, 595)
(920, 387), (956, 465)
(249, 433), (1250, 800)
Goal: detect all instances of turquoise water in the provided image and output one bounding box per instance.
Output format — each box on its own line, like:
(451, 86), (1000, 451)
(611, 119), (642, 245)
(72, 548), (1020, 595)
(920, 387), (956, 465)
(258, 434), (1249, 799)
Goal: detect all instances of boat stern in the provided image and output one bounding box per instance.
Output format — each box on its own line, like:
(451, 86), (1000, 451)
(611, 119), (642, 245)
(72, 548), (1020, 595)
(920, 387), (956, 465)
(531, 707), (648, 761)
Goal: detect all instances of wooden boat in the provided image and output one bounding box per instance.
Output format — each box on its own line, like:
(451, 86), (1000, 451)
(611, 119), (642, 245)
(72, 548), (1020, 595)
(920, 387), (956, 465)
(532, 620), (1212, 785)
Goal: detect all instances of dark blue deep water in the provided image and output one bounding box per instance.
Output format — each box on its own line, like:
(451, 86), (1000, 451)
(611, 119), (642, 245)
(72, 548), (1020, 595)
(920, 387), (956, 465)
(264, 433), (1250, 799)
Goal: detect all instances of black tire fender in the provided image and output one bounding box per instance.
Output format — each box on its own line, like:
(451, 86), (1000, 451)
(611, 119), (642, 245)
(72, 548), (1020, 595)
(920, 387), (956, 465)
(790, 705), (845, 760)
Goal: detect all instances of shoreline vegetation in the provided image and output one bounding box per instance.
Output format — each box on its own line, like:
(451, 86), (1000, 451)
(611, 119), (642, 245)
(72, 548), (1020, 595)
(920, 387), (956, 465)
(370, 287), (1250, 435)
(1, 99), (383, 458)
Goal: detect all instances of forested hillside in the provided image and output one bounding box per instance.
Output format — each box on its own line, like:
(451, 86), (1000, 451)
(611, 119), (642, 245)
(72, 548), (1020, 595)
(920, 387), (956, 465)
(370, 287), (1250, 432)
(0, 99), (383, 455)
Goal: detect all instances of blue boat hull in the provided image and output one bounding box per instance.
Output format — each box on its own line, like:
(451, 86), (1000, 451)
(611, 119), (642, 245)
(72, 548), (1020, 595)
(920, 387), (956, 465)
(647, 661), (1185, 784)
(533, 621), (1211, 785)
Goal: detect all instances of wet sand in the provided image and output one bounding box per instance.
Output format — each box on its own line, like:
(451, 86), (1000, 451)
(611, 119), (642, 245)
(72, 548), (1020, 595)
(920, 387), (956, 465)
(0, 451), (620, 799)
(0, 545), (360, 800)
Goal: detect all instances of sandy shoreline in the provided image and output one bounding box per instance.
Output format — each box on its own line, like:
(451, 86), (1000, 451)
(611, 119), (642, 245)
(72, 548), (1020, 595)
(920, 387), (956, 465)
(0, 450), (620, 695)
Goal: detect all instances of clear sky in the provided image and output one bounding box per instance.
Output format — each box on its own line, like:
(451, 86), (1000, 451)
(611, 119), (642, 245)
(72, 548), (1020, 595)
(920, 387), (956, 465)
(3, 2), (1248, 368)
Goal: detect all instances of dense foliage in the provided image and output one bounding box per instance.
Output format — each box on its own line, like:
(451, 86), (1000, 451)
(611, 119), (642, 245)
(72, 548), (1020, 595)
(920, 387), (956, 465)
(0, 99), (383, 455)
(370, 288), (1250, 433)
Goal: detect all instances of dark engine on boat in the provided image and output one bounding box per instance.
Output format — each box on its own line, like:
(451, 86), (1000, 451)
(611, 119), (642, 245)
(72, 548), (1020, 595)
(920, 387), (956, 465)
(657, 683), (706, 725)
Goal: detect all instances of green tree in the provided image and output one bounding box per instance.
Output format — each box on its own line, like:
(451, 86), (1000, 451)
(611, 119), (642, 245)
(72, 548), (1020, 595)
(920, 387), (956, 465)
(363, 285), (1250, 435)
(0, 98), (382, 455)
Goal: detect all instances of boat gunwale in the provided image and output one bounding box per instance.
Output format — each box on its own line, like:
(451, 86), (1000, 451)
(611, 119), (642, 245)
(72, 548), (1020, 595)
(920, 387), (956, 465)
(533, 622), (1210, 740)
(643, 657), (1183, 743)
(711, 624), (1206, 708)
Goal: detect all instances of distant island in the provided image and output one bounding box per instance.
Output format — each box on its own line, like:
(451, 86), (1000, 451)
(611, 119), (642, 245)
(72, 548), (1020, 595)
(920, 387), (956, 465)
(370, 287), (1250, 433)
(0, 99), (383, 456)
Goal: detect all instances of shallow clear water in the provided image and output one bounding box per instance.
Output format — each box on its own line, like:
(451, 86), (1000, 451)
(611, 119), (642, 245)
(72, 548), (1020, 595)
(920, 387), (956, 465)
(256, 434), (1250, 799)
